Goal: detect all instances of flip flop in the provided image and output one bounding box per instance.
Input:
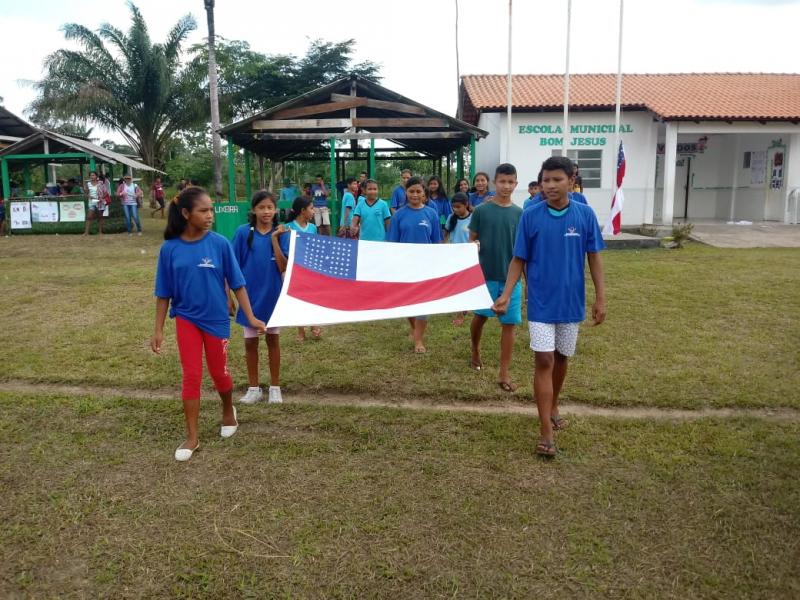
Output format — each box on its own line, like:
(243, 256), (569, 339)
(550, 415), (569, 430)
(497, 381), (518, 393)
(470, 359), (483, 371)
(535, 440), (557, 457)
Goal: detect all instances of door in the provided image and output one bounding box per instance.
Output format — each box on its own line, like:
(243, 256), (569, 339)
(672, 157), (691, 219)
(765, 147), (785, 221)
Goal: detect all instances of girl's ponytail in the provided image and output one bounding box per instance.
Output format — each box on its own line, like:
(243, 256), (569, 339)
(286, 196), (312, 223)
(164, 186), (208, 240)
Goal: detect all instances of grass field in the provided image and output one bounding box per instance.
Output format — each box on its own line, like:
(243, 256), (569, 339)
(1, 215), (798, 409)
(2, 216), (799, 597)
(2, 391), (799, 598)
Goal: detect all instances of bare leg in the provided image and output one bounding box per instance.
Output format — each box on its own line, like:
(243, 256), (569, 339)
(470, 314), (488, 367)
(297, 327), (306, 341)
(83, 212), (93, 235)
(534, 351), (555, 442)
(266, 334), (281, 386)
(98, 216), (104, 235)
(244, 337), (260, 387)
(180, 398), (200, 450)
(219, 389), (236, 426)
(407, 317), (416, 341)
(551, 351), (569, 418)
(498, 324), (516, 384)
(413, 319), (427, 353)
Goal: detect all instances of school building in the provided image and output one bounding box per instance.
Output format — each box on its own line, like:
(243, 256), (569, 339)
(459, 73), (800, 226)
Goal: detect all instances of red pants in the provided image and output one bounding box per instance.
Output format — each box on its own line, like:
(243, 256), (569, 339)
(175, 317), (233, 400)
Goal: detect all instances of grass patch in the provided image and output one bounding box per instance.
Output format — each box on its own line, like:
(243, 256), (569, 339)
(1, 215), (799, 409)
(1, 392), (798, 598)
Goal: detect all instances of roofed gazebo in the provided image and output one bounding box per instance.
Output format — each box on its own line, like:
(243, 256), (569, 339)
(219, 75), (488, 226)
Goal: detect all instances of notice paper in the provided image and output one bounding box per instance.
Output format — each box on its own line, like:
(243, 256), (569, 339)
(10, 202), (32, 229)
(60, 201), (86, 222)
(31, 201), (59, 223)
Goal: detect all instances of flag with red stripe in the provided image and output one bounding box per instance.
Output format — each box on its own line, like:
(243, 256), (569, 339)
(267, 231), (493, 327)
(603, 141), (626, 235)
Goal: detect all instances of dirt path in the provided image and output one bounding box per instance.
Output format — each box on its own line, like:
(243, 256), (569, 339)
(3, 380), (799, 422)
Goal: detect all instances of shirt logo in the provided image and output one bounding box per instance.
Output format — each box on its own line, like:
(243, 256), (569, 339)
(198, 257), (216, 268)
(418, 220), (431, 229)
(564, 227), (581, 237)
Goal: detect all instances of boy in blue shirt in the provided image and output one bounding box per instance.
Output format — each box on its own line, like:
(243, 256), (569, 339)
(339, 177), (358, 235)
(311, 174), (330, 235)
(468, 163), (523, 390)
(390, 168), (412, 214)
(493, 156), (606, 457)
(523, 179), (542, 210)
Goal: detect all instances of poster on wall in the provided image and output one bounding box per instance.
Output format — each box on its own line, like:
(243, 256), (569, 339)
(31, 201), (59, 223)
(10, 202), (32, 229)
(60, 201), (86, 222)
(750, 151), (767, 186)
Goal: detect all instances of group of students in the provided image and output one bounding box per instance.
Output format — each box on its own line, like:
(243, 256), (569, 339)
(151, 155), (605, 461)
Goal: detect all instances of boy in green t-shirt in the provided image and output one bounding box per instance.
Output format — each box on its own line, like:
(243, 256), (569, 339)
(468, 163), (523, 392)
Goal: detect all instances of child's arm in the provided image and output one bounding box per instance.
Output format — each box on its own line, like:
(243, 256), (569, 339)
(383, 217), (390, 231)
(272, 225), (289, 272)
(150, 297), (170, 354)
(350, 215), (361, 235)
(492, 258), (525, 315)
(587, 252), (606, 325)
(232, 286), (267, 333)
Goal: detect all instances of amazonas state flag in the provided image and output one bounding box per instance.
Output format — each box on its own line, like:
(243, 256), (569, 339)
(267, 231), (493, 327)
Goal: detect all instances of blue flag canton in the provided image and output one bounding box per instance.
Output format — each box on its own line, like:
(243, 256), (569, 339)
(294, 233), (358, 280)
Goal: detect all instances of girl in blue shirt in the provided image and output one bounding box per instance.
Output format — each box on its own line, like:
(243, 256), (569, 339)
(232, 191), (291, 406)
(469, 171), (495, 207)
(284, 196), (322, 340)
(151, 187), (266, 462)
(426, 175), (451, 232)
(387, 176), (441, 353)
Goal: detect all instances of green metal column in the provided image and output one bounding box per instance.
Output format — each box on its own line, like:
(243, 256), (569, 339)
(227, 142), (236, 202)
(369, 139), (376, 178)
(469, 135), (476, 182)
(1, 159), (10, 199)
(244, 150), (252, 200)
(89, 157), (96, 173)
(446, 153), (451, 192)
(456, 146), (464, 181)
(329, 137), (337, 236)
(23, 164), (31, 195)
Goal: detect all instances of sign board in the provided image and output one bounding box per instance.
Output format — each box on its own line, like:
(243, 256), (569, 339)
(10, 202), (32, 229)
(31, 201), (59, 223)
(517, 122), (634, 147)
(212, 202), (250, 240)
(60, 201), (86, 222)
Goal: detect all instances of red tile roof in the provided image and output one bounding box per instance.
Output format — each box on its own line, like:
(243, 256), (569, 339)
(460, 73), (800, 124)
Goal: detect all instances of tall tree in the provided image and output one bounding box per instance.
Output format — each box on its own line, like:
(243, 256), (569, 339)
(27, 1), (207, 171)
(204, 0), (223, 201)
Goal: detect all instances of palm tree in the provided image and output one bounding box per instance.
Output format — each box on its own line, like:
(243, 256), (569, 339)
(204, 0), (223, 202)
(27, 1), (207, 171)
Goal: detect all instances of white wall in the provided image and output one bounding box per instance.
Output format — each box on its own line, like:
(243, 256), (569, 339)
(475, 110), (659, 225)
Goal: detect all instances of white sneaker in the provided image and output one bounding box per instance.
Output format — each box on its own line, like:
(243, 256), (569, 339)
(239, 387), (263, 405)
(268, 386), (283, 404)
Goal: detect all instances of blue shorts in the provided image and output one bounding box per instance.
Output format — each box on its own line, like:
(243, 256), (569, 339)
(475, 280), (522, 325)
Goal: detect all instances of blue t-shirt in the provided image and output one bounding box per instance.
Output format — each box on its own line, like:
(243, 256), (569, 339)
(469, 190), (495, 207)
(311, 184), (328, 208)
(286, 220), (318, 234)
(340, 191), (356, 226)
(353, 197), (391, 241)
(444, 213), (473, 244)
(513, 201), (605, 324)
(279, 186), (299, 202)
(154, 231), (245, 339)
(231, 224), (290, 326)
(386, 205), (442, 244)
(390, 184), (407, 211)
(524, 192), (587, 210)
(428, 196), (452, 225)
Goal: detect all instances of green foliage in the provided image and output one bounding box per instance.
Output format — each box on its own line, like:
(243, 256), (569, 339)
(26, 1), (208, 172)
(671, 222), (695, 248)
(195, 37), (381, 121)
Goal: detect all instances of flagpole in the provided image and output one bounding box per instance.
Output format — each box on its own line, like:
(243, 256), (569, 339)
(505, 0), (513, 162)
(455, 0), (462, 119)
(611, 0), (625, 201)
(562, 0), (572, 154)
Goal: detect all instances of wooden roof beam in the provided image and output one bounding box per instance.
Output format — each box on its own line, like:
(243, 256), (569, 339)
(252, 131), (469, 140)
(272, 98), (367, 120)
(252, 118), (352, 130)
(352, 117), (449, 128)
(330, 93), (427, 116)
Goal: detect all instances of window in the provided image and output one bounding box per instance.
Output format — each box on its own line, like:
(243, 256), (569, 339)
(743, 151), (751, 169)
(567, 149), (602, 188)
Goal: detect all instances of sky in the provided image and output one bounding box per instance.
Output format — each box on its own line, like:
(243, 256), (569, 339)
(1, 0), (799, 142)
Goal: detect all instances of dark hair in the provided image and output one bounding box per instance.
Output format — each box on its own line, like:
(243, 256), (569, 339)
(537, 169), (543, 185)
(315, 174), (323, 179)
(472, 171), (490, 184)
(454, 178), (469, 194)
(528, 180), (538, 187)
(401, 168), (412, 176)
(405, 176), (425, 191)
(365, 178), (378, 187)
(447, 192), (471, 231)
(427, 175), (447, 201)
(359, 171), (368, 177)
(247, 190), (278, 250)
(451, 191), (469, 205)
(164, 186), (209, 240)
(89, 171), (97, 177)
(541, 156), (575, 178)
(494, 163), (517, 177)
(345, 177), (356, 186)
(286, 196), (313, 223)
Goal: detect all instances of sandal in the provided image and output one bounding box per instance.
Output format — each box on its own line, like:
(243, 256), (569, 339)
(470, 359), (483, 371)
(535, 440), (557, 457)
(497, 380), (518, 393)
(550, 414), (569, 431)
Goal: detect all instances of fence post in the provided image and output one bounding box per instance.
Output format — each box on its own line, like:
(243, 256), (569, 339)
(1, 159), (10, 199)
(329, 137), (337, 235)
(469, 135), (476, 182)
(227, 141), (236, 202)
(244, 150), (252, 200)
